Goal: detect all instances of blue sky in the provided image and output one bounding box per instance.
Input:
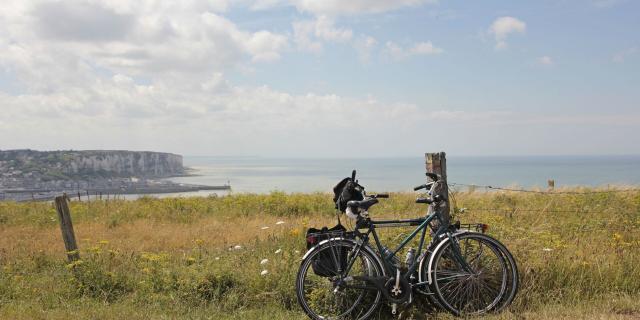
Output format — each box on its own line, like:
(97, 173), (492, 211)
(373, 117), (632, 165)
(0, 0), (638, 157)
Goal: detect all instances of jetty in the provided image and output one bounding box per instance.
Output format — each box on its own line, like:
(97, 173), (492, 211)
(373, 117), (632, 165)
(1, 182), (231, 202)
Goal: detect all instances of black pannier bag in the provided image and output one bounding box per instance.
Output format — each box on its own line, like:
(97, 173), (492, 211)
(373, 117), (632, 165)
(333, 177), (363, 213)
(305, 224), (348, 277)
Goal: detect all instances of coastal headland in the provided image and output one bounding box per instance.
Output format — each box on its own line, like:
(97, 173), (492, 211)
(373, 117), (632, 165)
(0, 149), (228, 201)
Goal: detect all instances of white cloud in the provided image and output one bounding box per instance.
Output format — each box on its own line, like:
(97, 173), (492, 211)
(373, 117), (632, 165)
(0, 71), (438, 156)
(0, 0), (289, 89)
(293, 15), (352, 52)
(288, 0), (438, 16)
(537, 55), (554, 66)
(612, 47), (638, 63)
(314, 16), (353, 42)
(0, 0), (442, 156)
(488, 16), (526, 50)
(385, 41), (443, 60)
(410, 42), (444, 55)
(354, 35), (378, 63)
(250, 0), (287, 11)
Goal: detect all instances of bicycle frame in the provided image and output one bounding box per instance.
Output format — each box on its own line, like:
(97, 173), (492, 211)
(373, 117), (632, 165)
(346, 206), (449, 288)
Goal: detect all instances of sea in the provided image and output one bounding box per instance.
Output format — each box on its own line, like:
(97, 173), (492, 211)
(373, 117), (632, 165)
(163, 155), (640, 196)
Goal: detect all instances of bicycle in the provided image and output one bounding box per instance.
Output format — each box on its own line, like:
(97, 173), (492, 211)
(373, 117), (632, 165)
(296, 170), (518, 319)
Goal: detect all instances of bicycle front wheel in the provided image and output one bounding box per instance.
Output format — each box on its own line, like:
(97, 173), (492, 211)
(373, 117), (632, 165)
(296, 239), (384, 320)
(430, 233), (509, 316)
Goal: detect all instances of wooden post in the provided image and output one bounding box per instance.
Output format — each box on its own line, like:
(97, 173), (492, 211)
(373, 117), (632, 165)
(54, 195), (80, 262)
(547, 179), (555, 190)
(425, 152), (451, 227)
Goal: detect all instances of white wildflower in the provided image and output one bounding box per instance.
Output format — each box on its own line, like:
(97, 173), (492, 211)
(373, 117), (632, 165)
(234, 245), (242, 250)
(295, 250), (300, 254)
(215, 257), (220, 260)
(260, 270), (268, 276)
(274, 249), (282, 254)
(276, 221), (285, 225)
(543, 248), (553, 252)
(261, 226), (270, 230)
(260, 259), (269, 265)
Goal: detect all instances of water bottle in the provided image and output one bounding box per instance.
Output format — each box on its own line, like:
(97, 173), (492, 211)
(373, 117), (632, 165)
(405, 247), (417, 282)
(405, 247), (416, 266)
(381, 246), (400, 267)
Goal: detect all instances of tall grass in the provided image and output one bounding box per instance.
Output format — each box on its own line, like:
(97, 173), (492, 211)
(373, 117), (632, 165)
(0, 189), (639, 319)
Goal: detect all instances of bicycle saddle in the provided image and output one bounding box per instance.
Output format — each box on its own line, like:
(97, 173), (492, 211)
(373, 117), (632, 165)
(347, 197), (379, 211)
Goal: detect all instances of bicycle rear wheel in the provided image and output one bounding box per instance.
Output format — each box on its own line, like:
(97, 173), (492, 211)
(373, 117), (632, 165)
(296, 239), (383, 320)
(430, 233), (509, 316)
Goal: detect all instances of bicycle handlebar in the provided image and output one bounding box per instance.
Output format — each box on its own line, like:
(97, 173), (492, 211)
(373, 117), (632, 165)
(415, 194), (446, 205)
(425, 172), (439, 182)
(414, 181), (435, 191)
(415, 197), (432, 204)
(414, 184), (427, 191)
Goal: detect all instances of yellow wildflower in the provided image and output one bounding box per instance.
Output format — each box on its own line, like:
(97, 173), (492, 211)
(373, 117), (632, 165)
(613, 233), (623, 242)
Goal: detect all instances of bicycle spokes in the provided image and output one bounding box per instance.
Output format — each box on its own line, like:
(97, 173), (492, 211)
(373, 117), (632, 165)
(432, 234), (508, 315)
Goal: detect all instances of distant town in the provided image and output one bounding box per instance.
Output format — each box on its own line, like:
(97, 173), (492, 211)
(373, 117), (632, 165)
(0, 149), (229, 201)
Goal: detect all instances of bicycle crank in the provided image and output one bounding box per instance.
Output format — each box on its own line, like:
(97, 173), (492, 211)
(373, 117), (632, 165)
(384, 270), (411, 304)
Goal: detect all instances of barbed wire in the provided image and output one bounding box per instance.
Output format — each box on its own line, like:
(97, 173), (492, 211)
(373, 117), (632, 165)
(456, 207), (613, 215)
(448, 182), (640, 194)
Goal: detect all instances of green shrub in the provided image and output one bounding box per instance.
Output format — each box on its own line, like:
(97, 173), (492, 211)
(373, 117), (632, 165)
(69, 260), (133, 302)
(195, 273), (239, 302)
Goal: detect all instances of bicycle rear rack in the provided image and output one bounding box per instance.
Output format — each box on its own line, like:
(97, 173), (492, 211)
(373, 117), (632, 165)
(306, 230), (356, 248)
(452, 221), (488, 233)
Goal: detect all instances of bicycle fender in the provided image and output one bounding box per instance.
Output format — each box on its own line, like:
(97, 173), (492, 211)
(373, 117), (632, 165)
(301, 237), (387, 276)
(418, 230), (472, 285)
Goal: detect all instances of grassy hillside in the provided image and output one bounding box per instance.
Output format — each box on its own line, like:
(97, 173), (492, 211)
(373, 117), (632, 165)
(1, 189), (639, 319)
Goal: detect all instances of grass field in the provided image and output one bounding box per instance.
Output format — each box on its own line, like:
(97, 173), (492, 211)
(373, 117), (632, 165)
(1, 188), (640, 319)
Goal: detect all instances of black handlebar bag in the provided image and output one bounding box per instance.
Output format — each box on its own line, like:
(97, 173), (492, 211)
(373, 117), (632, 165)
(333, 177), (364, 213)
(305, 224), (348, 277)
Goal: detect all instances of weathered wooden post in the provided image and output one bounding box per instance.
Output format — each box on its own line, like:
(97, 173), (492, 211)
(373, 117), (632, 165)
(54, 194), (80, 262)
(425, 152), (451, 227)
(547, 179), (555, 190)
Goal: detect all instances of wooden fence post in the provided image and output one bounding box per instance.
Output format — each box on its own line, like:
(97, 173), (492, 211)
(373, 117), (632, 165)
(54, 195), (80, 262)
(425, 152), (451, 227)
(547, 179), (555, 190)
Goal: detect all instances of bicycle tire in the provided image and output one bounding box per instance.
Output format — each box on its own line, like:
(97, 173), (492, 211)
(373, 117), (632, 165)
(480, 234), (519, 313)
(429, 233), (510, 316)
(296, 239), (384, 320)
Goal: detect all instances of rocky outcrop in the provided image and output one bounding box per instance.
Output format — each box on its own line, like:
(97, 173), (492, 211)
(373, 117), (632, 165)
(64, 151), (184, 177)
(0, 150), (184, 180)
